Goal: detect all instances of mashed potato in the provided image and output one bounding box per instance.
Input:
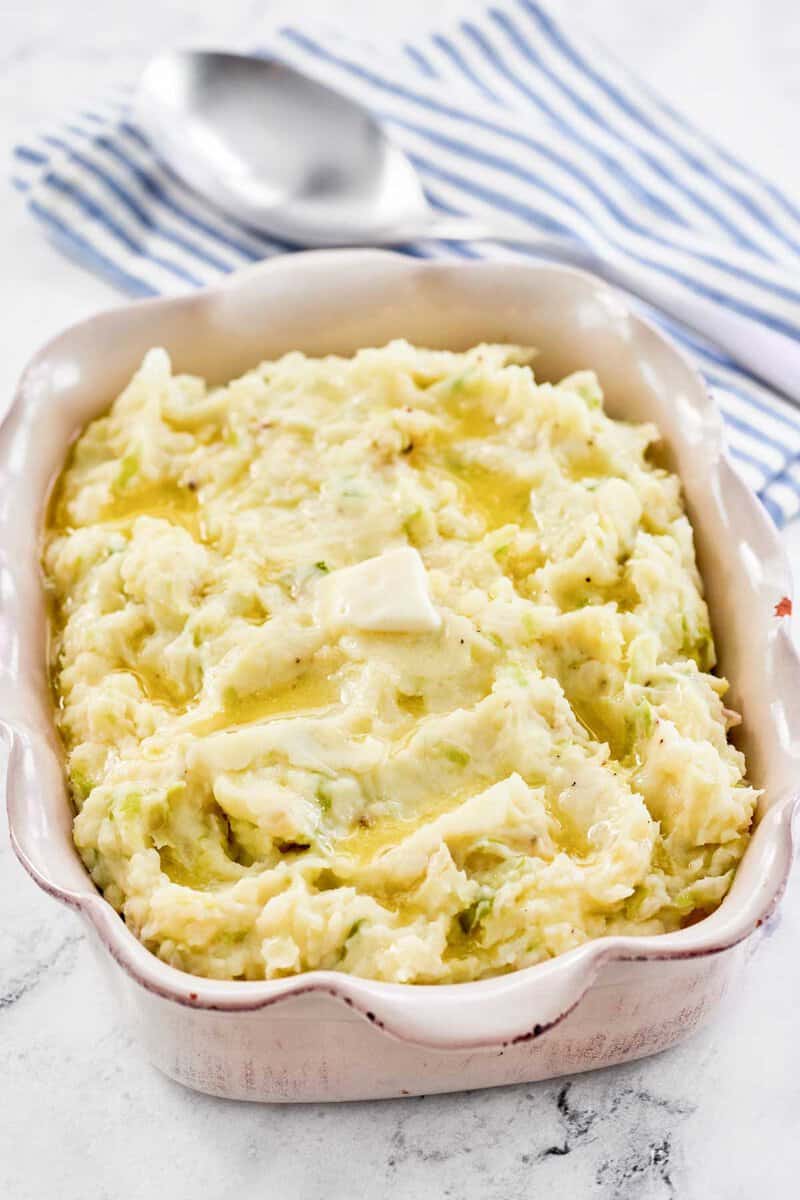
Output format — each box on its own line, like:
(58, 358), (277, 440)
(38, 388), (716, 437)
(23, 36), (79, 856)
(43, 342), (756, 983)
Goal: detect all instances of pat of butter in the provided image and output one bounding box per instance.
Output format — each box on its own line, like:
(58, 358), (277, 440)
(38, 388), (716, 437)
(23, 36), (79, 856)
(315, 547), (442, 634)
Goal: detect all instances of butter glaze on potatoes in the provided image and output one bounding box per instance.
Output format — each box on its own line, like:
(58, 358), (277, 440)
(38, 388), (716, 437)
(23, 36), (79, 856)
(42, 342), (756, 983)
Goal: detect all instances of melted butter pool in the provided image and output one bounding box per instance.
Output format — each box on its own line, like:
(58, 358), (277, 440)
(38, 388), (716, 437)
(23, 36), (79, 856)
(193, 671), (341, 735)
(415, 393), (534, 533)
(453, 461), (534, 532)
(98, 481), (202, 538)
(49, 472), (203, 540)
(333, 790), (469, 870)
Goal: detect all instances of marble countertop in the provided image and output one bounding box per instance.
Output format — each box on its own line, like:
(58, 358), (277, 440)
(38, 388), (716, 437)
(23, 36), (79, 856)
(2, 2), (799, 1197)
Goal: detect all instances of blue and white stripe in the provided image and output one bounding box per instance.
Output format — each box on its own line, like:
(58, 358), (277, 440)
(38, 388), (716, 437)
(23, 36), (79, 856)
(12, 0), (800, 525)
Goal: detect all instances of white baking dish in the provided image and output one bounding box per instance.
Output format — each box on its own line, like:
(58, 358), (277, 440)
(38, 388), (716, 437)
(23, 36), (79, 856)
(2, 250), (798, 1102)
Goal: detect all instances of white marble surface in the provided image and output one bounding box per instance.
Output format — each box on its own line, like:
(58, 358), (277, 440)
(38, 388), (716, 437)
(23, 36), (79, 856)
(2, 2), (800, 1197)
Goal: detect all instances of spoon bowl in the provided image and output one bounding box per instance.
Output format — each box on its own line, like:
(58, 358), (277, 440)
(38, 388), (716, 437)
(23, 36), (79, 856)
(136, 51), (430, 244)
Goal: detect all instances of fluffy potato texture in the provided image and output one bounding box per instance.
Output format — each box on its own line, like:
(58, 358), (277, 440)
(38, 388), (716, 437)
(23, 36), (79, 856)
(43, 342), (755, 982)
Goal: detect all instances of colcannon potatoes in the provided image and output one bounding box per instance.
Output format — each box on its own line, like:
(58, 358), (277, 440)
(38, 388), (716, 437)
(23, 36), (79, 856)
(43, 342), (756, 983)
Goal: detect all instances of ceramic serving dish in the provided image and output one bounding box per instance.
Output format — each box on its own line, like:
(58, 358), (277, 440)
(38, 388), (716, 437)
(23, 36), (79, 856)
(3, 250), (798, 1102)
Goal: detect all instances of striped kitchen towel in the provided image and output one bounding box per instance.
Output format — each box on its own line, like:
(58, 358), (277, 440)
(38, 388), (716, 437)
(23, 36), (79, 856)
(11, 0), (800, 525)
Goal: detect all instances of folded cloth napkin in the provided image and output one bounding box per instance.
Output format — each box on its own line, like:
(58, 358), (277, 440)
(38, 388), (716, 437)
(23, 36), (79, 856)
(12, 0), (800, 525)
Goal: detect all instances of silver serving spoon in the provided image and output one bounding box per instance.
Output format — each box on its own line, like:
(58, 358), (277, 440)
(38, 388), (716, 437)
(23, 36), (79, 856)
(136, 50), (800, 403)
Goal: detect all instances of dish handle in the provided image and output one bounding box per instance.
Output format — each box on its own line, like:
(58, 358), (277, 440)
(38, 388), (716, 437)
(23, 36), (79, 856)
(327, 948), (608, 1050)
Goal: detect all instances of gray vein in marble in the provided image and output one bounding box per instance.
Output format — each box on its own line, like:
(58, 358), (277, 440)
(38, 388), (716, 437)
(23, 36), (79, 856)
(0, 930), (83, 1011)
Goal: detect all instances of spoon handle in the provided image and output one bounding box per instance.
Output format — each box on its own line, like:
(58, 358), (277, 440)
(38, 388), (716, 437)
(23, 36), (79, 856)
(421, 216), (800, 406)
